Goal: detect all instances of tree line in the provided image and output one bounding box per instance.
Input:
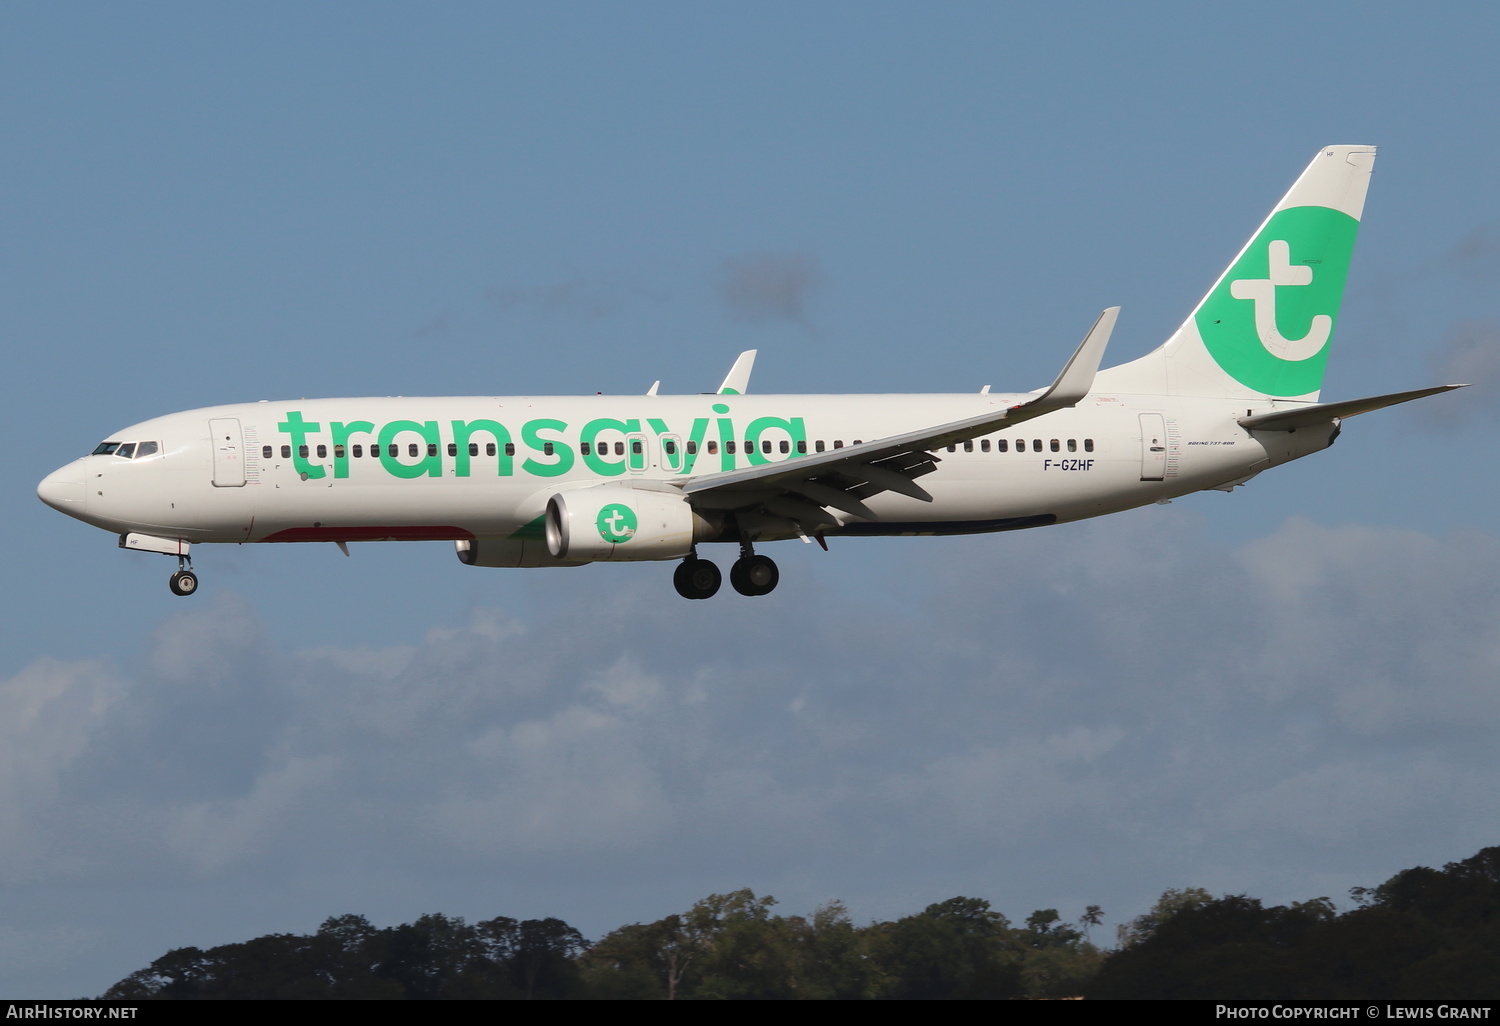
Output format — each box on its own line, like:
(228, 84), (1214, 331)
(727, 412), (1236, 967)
(102, 845), (1500, 999)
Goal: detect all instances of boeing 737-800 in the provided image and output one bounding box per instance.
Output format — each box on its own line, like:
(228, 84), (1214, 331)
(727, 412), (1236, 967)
(37, 146), (1463, 599)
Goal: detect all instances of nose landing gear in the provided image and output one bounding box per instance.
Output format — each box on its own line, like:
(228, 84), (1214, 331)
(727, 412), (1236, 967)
(168, 554), (198, 596)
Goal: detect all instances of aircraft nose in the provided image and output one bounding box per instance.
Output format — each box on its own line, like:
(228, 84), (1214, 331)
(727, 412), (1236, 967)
(37, 461), (87, 516)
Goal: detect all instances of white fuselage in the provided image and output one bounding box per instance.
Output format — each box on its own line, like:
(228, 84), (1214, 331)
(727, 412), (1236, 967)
(37, 390), (1333, 556)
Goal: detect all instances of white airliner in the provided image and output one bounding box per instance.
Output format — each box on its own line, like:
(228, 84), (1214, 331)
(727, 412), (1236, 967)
(38, 145), (1462, 599)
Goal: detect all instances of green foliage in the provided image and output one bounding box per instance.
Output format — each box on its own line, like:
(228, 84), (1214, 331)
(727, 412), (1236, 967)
(104, 912), (583, 1000)
(1115, 885), (1214, 948)
(1090, 847), (1500, 999)
(104, 845), (1500, 1000)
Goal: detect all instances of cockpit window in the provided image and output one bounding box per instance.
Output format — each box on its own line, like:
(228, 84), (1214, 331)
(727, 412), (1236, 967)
(91, 440), (160, 459)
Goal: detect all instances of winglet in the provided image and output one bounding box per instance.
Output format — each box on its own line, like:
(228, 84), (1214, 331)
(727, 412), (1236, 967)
(717, 350), (757, 395)
(646, 380), (660, 396)
(1017, 307), (1117, 414)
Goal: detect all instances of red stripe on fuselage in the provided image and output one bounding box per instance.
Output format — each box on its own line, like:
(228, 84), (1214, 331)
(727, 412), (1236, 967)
(263, 525), (476, 542)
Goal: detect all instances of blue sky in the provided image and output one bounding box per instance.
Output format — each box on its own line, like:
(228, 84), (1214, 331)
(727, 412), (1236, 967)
(5, 1), (1500, 996)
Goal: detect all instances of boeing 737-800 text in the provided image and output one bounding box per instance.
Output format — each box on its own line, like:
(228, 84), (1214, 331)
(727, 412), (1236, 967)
(37, 146), (1463, 599)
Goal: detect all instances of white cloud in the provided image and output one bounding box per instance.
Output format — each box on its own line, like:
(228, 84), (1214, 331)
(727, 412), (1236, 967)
(1423, 320), (1500, 425)
(8, 513), (1500, 993)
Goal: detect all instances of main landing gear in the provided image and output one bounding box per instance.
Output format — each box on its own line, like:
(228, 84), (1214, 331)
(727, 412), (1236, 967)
(673, 556), (721, 600)
(673, 544), (779, 600)
(168, 553), (198, 597)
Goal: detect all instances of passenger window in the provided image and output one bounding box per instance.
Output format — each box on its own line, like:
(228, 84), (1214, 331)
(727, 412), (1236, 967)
(853, 440), (863, 445)
(815, 440), (825, 453)
(262, 445), (273, 459)
(334, 445), (346, 459)
(352, 445), (363, 458)
(998, 439), (1008, 452)
(580, 442), (592, 456)
(316, 444), (327, 459)
(1084, 438), (1094, 452)
(981, 439), (991, 452)
(468, 443), (479, 457)
(631, 440), (643, 455)
(503, 443), (513, 456)
(426, 444), (437, 457)
(762, 440), (772, 454)
(834, 440), (844, 449)
(963, 440), (974, 452)
(664, 440), (677, 455)
(779, 440), (788, 454)
(281, 445), (291, 459)
(1050, 439), (1060, 452)
(487, 443), (497, 457)
(727, 441), (737, 454)
(299, 445), (309, 459)
(405, 444), (417, 458)
(388, 444), (399, 458)
(796, 440), (806, 454)
(1033, 439), (1042, 450)
(1067, 439), (1077, 452)
(1016, 439), (1026, 452)
(447, 443), (457, 457)
(543, 442), (555, 456)
(686, 440), (698, 455)
(614, 442), (625, 456)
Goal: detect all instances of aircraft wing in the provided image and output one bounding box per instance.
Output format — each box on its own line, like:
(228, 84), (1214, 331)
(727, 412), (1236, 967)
(680, 308), (1117, 523)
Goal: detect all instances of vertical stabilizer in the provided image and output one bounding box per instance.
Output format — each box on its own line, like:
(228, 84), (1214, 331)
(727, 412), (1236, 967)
(1094, 145), (1375, 401)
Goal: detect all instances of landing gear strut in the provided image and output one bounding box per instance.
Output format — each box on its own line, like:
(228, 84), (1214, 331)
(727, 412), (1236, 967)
(168, 553), (198, 597)
(729, 541), (779, 597)
(673, 554), (721, 600)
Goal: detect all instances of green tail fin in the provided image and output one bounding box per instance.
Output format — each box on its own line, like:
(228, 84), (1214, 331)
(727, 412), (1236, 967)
(1095, 145), (1375, 401)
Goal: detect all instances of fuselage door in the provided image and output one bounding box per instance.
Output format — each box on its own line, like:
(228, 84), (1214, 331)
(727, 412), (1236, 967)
(659, 433), (684, 473)
(1139, 413), (1167, 482)
(209, 418), (246, 487)
(626, 432), (648, 474)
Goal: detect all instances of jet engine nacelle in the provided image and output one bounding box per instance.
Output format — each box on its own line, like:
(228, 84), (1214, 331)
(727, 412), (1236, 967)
(545, 485), (700, 562)
(455, 536), (587, 569)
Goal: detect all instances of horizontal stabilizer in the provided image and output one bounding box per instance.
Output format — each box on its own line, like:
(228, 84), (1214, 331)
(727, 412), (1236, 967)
(1238, 384), (1466, 431)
